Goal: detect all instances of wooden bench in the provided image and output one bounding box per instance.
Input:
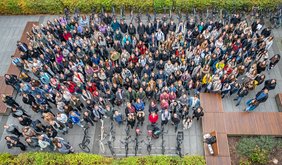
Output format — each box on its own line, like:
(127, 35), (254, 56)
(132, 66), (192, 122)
(0, 21), (39, 115)
(275, 93), (282, 112)
(210, 131), (219, 156)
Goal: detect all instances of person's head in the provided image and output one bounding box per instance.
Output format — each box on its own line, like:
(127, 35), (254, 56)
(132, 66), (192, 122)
(25, 137), (32, 143)
(114, 110), (119, 115)
(4, 136), (12, 141)
(18, 117), (23, 121)
(263, 88), (269, 94)
(3, 124), (9, 129)
(197, 107), (203, 112)
(271, 79), (276, 84)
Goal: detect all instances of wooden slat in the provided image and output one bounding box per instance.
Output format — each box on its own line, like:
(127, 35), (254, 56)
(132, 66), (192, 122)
(224, 112), (259, 135)
(202, 113), (226, 134)
(205, 156), (231, 165)
(200, 93), (224, 113)
(256, 113), (282, 135)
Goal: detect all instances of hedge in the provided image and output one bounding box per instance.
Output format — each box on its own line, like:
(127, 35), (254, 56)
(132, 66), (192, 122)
(0, 0), (281, 15)
(0, 152), (205, 165)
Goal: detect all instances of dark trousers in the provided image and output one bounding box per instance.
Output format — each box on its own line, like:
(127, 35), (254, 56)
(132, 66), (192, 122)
(10, 129), (22, 137)
(15, 142), (26, 151)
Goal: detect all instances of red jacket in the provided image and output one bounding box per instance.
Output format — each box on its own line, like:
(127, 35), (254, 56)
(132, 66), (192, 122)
(86, 83), (97, 94)
(128, 56), (138, 64)
(67, 81), (76, 93)
(63, 32), (72, 41)
(160, 93), (169, 101)
(140, 47), (147, 55)
(149, 114), (158, 124)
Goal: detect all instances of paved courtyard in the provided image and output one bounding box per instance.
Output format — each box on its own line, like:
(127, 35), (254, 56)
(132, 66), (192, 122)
(0, 15), (281, 157)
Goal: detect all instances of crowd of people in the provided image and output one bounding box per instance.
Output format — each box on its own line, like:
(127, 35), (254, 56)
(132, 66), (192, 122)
(2, 11), (280, 153)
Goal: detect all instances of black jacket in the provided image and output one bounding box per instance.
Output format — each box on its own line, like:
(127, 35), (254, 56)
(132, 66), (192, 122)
(103, 16), (112, 25)
(264, 80), (276, 90)
(22, 94), (35, 105)
(5, 74), (20, 86)
(19, 117), (32, 126)
(128, 25), (136, 36)
(120, 23), (128, 33)
(137, 24), (146, 35)
(237, 88), (248, 97)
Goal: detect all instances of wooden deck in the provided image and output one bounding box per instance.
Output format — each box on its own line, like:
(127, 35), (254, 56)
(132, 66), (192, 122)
(200, 93), (282, 165)
(0, 22), (39, 115)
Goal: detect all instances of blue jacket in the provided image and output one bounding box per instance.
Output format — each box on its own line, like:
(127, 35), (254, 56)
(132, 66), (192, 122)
(134, 101), (145, 111)
(188, 97), (200, 109)
(40, 73), (51, 84)
(114, 114), (123, 124)
(111, 21), (120, 31)
(69, 112), (81, 124)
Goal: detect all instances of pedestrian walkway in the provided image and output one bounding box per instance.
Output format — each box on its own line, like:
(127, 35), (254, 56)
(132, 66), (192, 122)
(201, 93), (282, 165)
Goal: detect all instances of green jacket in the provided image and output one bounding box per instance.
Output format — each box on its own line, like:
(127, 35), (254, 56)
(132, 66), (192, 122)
(136, 91), (146, 100)
(125, 90), (137, 101)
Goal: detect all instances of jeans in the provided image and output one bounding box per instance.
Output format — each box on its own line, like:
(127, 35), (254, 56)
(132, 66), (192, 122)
(234, 96), (243, 106)
(75, 121), (84, 128)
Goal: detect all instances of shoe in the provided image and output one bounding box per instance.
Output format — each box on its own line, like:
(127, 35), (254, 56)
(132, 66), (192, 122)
(235, 104), (239, 106)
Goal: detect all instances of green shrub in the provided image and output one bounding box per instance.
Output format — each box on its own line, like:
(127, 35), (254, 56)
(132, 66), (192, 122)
(0, 152), (205, 165)
(0, 0), (281, 15)
(239, 158), (252, 165)
(249, 146), (269, 164)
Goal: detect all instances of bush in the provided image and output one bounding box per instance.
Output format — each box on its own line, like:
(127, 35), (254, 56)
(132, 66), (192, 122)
(249, 146), (269, 164)
(236, 136), (282, 165)
(0, 0), (281, 15)
(0, 152), (205, 165)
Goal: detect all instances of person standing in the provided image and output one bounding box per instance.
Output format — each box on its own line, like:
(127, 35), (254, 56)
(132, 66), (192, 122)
(183, 116), (193, 130)
(4, 74), (21, 91)
(267, 54), (280, 71)
(22, 93), (36, 107)
(149, 111), (159, 125)
(53, 137), (74, 154)
(127, 113), (136, 129)
(136, 111), (145, 126)
(3, 124), (22, 137)
(2, 94), (20, 108)
(161, 109), (171, 126)
(263, 79), (276, 91)
(188, 94), (200, 110)
(233, 86), (249, 106)
(193, 106), (204, 121)
(5, 136), (26, 151)
(255, 88), (269, 104)
(244, 99), (259, 112)
(113, 110), (123, 126)
(171, 113), (181, 132)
